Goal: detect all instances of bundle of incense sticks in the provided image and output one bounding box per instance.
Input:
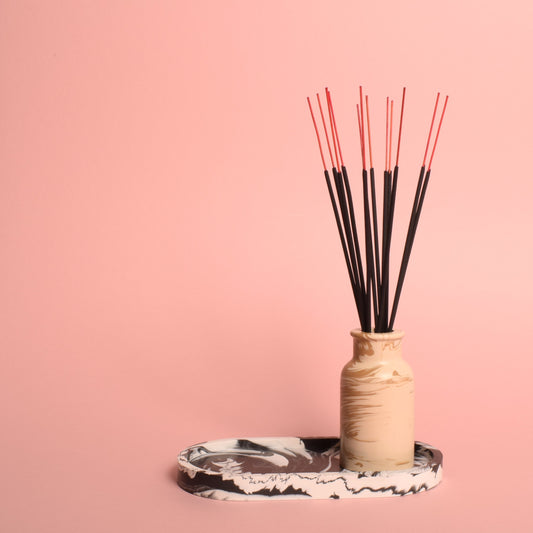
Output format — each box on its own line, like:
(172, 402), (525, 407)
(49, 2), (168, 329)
(307, 87), (448, 333)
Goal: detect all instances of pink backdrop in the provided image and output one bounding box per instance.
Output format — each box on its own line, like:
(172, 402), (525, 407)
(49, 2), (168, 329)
(1, 0), (532, 531)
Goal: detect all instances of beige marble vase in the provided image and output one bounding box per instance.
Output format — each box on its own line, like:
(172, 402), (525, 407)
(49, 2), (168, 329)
(340, 330), (414, 472)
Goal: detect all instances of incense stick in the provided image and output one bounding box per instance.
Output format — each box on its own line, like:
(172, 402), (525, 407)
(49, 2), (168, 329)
(307, 97), (364, 323)
(329, 90), (366, 308)
(389, 95), (449, 331)
(365, 96), (381, 306)
(327, 92), (366, 322)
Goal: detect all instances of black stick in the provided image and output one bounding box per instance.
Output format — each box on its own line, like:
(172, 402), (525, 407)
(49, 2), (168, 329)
(341, 166), (366, 312)
(362, 169), (377, 330)
(386, 165), (399, 329)
(379, 166), (399, 331)
(333, 167), (366, 326)
(388, 167), (431, 331)
(370, 168), (381, 311)
(323, 169), (365, 325)
(341, 165), (369, 331)
(377, 170), (391, 332)
(333, 168), (358, 283)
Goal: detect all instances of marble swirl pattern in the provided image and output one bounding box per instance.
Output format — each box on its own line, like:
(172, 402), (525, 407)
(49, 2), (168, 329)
(177, 437), (442, 500)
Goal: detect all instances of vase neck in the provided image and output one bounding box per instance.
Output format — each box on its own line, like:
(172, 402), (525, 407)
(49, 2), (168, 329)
(350, 330), (404, 362)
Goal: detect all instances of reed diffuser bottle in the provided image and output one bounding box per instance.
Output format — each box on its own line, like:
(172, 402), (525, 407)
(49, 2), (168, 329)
(340, 330), (414, 471)
(307, 86), (448, 472)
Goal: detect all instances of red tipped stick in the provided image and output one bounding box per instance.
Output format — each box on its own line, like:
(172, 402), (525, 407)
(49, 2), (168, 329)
(422, 93), (440, 167)
(326, 88), (340, 169)
(365, 95), (374, 169)
(385, 97), (389, 170)
(388, 100), (394, 171)
(356, 104), (364, 163)
(327, 90), (344, 167)
(395, 87), (406, 167)
(359, 86), (366, 170)
(428, 95), (449, 170)
(317, 93), (335, 169)
(307, 97), (327, 171)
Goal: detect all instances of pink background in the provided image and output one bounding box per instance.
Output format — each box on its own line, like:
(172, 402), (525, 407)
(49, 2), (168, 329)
(1, 0), (532, 531)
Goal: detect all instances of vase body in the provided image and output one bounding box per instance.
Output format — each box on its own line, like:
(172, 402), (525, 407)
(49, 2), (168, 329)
(340, 330), (414, 472)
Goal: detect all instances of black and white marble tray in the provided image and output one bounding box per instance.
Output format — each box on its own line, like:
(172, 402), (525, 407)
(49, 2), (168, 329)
(177, 437), (443, 500)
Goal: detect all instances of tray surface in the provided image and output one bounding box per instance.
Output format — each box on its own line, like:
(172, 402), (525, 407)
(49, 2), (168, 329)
(178, 437), (443, 500)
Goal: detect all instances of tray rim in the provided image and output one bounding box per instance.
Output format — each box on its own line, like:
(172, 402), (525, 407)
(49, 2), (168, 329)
(178, 435), (442, 477)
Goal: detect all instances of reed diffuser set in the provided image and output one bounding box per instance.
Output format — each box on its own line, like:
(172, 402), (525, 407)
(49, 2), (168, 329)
(176, 87), (448, 501)
(307, 87), (448, 472)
